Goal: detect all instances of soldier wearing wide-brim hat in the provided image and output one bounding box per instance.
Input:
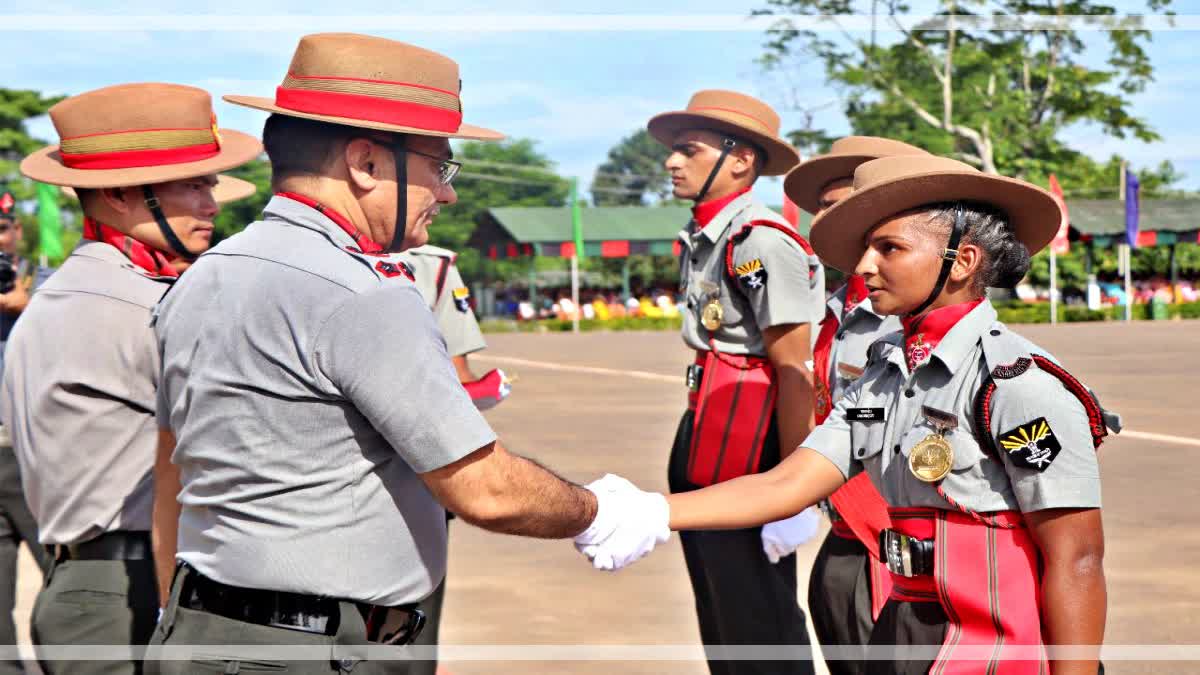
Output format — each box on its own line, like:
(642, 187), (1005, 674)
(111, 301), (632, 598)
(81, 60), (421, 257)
(0, 82), (260, 675)
(645, 89), (822, 675)
(782, 136), (927, 675)
(645, 155), (1114, 675)
(148, 33), (661, 674)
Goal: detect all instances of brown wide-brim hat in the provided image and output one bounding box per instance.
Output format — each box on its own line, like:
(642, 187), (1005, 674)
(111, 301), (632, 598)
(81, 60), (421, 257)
(647, 90), (799, 176)
(225, 33), (503, 141)
(21, 83), (261, 189)
(784, 136), (929, 214)
(810, 155), (1062, 274)
(61, 174), (257, 204)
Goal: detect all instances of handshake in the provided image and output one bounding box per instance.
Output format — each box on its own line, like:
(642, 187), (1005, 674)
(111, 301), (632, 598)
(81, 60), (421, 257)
(572, 474), (821, 571)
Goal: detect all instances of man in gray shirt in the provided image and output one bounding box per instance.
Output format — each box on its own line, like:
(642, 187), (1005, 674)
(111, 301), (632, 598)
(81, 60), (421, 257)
(149, 33), (660, 674)
(1, 82), (261, 675)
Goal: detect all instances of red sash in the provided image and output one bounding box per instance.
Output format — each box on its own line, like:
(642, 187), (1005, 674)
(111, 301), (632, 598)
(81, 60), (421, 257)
(829, 473), (895, 619)
(686, 350), (777, 487)
(886, 508), (1047, 675)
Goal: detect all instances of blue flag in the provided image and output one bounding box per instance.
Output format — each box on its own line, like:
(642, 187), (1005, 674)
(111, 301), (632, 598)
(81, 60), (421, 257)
(1125, 171), (1140, 249)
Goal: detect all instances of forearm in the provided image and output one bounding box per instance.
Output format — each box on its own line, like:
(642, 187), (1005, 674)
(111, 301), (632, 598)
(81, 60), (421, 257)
(668, 448), (843, 531)
(151, 443), (182, 605)
(451, 354), (477, 383)
(1042, 555), (1106, 674)
(430, 443), (598, 539)
(775, 365), (815, 459)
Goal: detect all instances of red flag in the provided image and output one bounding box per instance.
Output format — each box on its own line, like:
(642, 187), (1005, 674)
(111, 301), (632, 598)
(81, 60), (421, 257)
(1048, 174), (1070, 254)
(782, 196), (800, 228)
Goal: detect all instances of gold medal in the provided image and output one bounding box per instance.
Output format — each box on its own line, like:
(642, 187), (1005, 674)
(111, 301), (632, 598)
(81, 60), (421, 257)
(701, 299), (723, 331)
(908, 433), (954, 482)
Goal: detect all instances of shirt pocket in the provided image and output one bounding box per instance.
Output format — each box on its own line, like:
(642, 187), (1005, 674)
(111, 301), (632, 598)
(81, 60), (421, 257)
(848, 416), (888, 464)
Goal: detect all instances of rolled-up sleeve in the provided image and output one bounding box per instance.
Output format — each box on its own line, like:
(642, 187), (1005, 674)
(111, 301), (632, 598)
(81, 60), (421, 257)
(990, 369), (1102, 512)
(313, 284), (497, 473)
(732, 227), (823, 331)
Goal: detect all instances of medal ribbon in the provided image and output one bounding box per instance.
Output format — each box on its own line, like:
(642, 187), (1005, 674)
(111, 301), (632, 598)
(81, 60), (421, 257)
(82, 217), (178, 278)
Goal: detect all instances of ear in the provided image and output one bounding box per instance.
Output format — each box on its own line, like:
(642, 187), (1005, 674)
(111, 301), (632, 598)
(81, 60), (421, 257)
(949, 242), (984, 283)
(727, 146), (758, 180)
(99, 187), (134, 215)
(344, 138), (381, 193)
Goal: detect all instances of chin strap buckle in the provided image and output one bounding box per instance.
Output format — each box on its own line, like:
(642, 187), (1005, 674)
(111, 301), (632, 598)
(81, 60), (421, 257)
(144, 195), (161, 210)
(943, 248), (959, 262)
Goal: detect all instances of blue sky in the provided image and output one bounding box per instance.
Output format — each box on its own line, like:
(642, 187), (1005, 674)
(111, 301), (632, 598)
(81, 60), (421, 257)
(2, 1), (1198, 205)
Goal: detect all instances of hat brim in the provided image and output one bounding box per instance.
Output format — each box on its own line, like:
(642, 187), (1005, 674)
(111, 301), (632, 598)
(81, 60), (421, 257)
(20, 129), (262, 189)
(647, 111), (798, 176)
(784, 155), (878, 215)
(809, 170), (1063, 274)
(61, 174), (257, 204)
(224, 95), (505, 142)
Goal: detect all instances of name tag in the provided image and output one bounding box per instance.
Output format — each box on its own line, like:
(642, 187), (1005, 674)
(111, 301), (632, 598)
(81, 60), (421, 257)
(847, 408), (885, 422)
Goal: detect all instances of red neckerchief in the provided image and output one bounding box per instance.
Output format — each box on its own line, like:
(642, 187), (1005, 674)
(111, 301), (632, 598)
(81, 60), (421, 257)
(82, 217), (178, 278)
(275, 191), (384, 255)
(692, 186), (751, 228)
(901, 298), (984, 371)
(812, 276), (871, 424)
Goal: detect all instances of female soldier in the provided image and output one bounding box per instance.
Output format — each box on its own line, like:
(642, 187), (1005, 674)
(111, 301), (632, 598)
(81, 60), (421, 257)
(583, 155), (1108, 675)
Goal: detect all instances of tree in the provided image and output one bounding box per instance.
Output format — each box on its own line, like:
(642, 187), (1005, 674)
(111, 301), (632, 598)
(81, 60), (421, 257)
(755, 1), (1173, 180)
(590, 129), (674, 206)
(441, 138), (571, 279)
(0, 88), (68, 257)
(212, 158), (271, 244)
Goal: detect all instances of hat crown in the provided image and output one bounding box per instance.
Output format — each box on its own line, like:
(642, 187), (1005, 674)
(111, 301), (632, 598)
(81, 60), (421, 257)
(826, 135), (928, 159)
(285, 33), (462, 99)
(49, 83), (216, 141)
(853, 155), (977, 190)
(683, 89), (781, 136)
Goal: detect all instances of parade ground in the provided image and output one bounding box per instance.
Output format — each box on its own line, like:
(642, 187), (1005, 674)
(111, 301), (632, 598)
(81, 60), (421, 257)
(12, 320), (1200, 674)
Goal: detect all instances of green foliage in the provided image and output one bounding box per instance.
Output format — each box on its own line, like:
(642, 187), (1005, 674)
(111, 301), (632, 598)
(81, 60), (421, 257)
(590, 129), (674, 206)
(0, 88), (68, 259)
(1027, 243), (1200, 289)
(754, 0), (1177, 191)
(442, 139), (570, 280)
(212, 158), (271, 244)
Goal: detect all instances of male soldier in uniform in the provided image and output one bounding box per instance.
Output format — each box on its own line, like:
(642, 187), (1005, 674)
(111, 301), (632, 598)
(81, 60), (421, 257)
(0, 195), (51, 675)
(782, 137), (926, 673)
(149, 34), (666, 674)
(398, 243), (511, 675)
(648, 90), (822, 675)
(0, 83), (260, 675)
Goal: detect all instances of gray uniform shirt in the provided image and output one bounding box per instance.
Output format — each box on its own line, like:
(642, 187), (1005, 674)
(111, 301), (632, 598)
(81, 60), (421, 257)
(679, 192), (824, 356)
(804, 300), (1102, 513)
(0, 241), (172, 544)
(824, 285), (901, 404)
(155, 196), (496, 605)
(398, 245), (486, 358)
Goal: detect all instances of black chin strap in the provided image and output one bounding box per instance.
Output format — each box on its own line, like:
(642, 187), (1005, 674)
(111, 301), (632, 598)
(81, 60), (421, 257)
(908, 202), (966, 317)
(142, 185), (196, 261)
(694, 137), (737, 204)
(388, 136), (408, 252)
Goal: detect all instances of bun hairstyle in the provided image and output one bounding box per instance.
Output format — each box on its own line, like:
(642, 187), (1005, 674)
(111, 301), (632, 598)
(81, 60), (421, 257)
(923, 202), (1032, 293)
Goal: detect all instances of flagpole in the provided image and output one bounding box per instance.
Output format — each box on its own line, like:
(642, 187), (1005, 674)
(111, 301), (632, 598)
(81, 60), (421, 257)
(1049, 248), (1058, 325)
(1120, 162), (1132, 323)
(569, 177), (583, 335)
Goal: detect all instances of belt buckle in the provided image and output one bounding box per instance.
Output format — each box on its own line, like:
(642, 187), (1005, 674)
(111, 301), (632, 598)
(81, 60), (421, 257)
(880, 530), (916, 577)
(367, 606), (426, 646)
(685, 364), (704, 392)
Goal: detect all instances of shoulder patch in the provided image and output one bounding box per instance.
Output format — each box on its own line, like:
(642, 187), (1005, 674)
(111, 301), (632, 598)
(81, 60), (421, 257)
(998, 417), (1061, 472)
(452, 286), (471, 313)
(991, 356), (1032, 380)
(735, 258), (767, 289)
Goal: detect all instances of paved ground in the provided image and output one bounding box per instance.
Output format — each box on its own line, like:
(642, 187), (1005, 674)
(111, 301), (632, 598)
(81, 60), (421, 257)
(10, 320), (1200, 673)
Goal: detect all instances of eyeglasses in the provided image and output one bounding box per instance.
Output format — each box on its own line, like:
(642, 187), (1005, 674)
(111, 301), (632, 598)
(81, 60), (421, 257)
(365, 137), (461, 186)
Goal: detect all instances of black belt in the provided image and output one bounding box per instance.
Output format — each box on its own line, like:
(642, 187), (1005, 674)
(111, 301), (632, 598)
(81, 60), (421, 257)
(178, 564), (425, 645)
(51, 531), (152, 562)
(879, 529), (935, 577)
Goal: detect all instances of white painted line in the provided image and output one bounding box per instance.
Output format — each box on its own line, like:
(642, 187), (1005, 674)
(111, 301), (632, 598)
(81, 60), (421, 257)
(474, 354), (677, 383)
(477, 354), (1200, 448)
(1118, 430), (1200, 448)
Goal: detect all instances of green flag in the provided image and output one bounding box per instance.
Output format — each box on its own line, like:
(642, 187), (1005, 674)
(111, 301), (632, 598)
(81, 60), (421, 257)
(570, 177), (584, 259)
(35, 182), (63, 261)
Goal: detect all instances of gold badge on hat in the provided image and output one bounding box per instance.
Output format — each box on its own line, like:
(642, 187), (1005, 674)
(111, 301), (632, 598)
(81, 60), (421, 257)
(908, 406), (958, 483)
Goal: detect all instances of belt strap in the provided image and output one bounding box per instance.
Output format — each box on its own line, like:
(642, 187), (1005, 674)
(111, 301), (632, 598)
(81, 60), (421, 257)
(52, 531), (152, 562)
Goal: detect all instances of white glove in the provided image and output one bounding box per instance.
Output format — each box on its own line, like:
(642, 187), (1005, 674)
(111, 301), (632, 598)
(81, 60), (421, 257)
(761, 508), (821, 564)
(574, 474), (671, 571)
